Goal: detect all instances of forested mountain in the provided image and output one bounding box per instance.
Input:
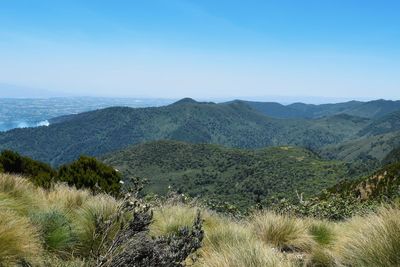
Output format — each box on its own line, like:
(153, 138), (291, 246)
(320, 131), (400, 164)
(0, 97), (400, 167)
(102, 140), (349, 209)
(357, 109), (400, 136)
(238, 99), (400, 119)
(0, 99), (355, 166)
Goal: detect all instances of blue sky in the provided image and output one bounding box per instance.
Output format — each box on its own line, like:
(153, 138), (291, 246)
(0, 0), (399, 101)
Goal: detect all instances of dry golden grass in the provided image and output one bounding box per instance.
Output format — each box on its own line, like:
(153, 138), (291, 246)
(333, 206), (400, 266)
(0, 173), (47, 214)
(46, 183), (91, 212)
(0, 209), (42, 265)
(198, 239), (296, 267)
(1, 173), (400, 267)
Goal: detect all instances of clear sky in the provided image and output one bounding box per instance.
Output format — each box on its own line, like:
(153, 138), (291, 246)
(0, 0), (399, 100)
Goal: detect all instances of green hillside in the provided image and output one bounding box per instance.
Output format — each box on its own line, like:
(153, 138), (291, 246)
(241, 99), (400, 119)
(326, 161), (400, 201)
(321, 131), (400, 160)
(102, 140), (350, 210)
(0, 99), (351, 166)
(358, 109), (400, 136)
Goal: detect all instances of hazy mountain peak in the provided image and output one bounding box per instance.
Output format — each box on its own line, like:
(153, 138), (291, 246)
(171, 97), (199, 105)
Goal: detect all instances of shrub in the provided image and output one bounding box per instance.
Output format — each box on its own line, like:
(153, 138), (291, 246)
(0, 150), (56, 188)
(57, 156), (121, 195)
(0, 209), (42, 265)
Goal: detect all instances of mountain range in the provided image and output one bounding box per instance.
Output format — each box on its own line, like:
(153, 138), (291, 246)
(0, 98), (399, 168)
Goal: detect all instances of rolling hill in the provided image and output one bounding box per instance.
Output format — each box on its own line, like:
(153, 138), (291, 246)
(102, 140), (349, 209)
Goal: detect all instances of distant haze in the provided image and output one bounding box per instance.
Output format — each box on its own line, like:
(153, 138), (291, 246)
(0, 1), (400, 100)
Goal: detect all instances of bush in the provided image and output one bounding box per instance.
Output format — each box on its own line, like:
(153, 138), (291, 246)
(58, 156), (122, 195)
(0, 150), (56, 188)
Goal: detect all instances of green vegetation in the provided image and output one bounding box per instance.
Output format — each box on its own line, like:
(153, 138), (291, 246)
(58, 156), (121, 195)
(383, 146), (400, 165)
(102, 140), (350, 210)
(326, 161), (400, 202)
(241, 99), (400, 119)
(0, 150), (56, 188)
(0, 150), (121, 194)
(268, 160), (400, 220)
(320, 130), (400, 165)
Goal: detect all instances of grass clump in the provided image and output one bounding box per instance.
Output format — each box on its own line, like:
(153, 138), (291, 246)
(0, 209), (42, 265)
(46, 183), (91, 212)
(72, 193), (121, 256)
(0, 173), (46, 214)
(31, 209), (76, 255)
(151, 204), (200, 235)
(308, 220), (336, 246)
(250, 211), (315, 252)
(199, 239), (295, 267)
(334, 206), (400, 266)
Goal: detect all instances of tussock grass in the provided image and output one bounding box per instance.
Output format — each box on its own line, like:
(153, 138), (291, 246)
(307, 220), (336, 246)
(203, 218), (251, 251)
(0, 209), (42, 265)
(199, 239), (295, 267)
(31, 209), (76, 254)
(334, 206), (400, 266)
(0, 173), (46, 214)
(250, 211), (316, 252)
(42, 254), (87, 267)
(72, 193), (121, 256)
(46, 183), (91, 212)
(0, 174), (121, 264)
(1, 173), (400, 266)
(151, 204), (200, 235)
(307, 246), (335, 267)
